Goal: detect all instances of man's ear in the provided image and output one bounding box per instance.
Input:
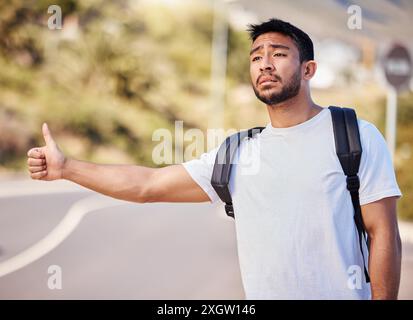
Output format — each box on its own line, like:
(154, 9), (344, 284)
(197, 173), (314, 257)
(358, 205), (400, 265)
(302, 60), (317, 80)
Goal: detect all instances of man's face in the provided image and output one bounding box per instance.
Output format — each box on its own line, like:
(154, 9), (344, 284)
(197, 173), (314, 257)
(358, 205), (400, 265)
(249, 32), (302, 105)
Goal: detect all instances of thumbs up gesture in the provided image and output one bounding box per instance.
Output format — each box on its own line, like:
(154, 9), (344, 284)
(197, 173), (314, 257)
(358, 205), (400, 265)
(27, 123), (66, 181)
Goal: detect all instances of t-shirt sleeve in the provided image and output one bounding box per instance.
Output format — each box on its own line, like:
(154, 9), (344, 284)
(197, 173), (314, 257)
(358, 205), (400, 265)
(358, 120), (402, 206)
(181, 147), (220, 203)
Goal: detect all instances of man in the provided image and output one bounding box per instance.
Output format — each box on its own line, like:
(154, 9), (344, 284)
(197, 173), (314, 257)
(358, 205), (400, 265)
(27, 19), (402, 299)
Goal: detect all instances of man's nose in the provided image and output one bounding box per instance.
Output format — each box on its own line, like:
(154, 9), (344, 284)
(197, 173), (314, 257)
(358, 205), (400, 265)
(259, 55), (274, 72)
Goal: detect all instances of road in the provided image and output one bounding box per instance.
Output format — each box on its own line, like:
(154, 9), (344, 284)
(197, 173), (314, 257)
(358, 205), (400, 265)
(0, 177), (412, 299)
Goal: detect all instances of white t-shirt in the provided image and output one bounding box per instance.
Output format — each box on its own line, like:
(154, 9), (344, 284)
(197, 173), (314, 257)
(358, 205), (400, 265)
(182, 107), (402, 300)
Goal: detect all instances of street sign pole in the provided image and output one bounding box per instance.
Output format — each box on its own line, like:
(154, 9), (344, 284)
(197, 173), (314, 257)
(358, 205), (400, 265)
(385, 86), (397, 162)
(383, 43), (412, 163)
(209, 0), (228, 130)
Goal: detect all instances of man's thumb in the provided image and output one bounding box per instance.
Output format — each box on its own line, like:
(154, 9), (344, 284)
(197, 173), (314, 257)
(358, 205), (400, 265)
(42, 123), (55, 146)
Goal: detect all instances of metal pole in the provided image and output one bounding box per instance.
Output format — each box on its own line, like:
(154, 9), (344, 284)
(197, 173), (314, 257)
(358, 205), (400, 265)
(385, 86), (398, 162)
(209, 0), (228, 129)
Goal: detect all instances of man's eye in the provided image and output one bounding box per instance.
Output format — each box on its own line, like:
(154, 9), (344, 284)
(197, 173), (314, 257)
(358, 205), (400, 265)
(273, 53), (286, 57)
(252, 56), (261, 61)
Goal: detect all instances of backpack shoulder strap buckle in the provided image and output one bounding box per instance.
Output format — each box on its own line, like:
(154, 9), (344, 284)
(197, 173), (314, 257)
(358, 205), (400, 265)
(346, 175), (360, 192)
(224, 203), (234, 218)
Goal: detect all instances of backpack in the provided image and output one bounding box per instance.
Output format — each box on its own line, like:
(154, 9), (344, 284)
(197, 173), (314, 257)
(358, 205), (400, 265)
(210, 106), (370, 283)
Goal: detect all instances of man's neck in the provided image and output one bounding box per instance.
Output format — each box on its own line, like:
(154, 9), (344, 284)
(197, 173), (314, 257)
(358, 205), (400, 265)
(266, 94), (323, 129)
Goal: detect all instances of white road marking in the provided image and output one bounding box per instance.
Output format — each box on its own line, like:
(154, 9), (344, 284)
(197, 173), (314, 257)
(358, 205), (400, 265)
(0, 194), (128, 278)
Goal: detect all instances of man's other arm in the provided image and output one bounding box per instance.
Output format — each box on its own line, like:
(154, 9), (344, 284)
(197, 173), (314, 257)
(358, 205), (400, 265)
(361, 196), (402, 300)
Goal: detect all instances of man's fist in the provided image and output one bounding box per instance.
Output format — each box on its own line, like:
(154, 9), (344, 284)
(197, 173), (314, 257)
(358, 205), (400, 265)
(27, 123), (66, 181)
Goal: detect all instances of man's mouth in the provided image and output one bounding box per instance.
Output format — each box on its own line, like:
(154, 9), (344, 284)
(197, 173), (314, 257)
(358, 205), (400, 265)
(257, 76), (279, 86)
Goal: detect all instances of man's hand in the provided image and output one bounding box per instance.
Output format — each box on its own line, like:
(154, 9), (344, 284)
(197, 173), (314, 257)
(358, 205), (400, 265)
(27, 123), (66, 181)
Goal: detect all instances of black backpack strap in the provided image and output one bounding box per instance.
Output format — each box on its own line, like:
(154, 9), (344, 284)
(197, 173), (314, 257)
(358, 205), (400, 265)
(329, 106), (370, 283)
(211, 126), (265, 218)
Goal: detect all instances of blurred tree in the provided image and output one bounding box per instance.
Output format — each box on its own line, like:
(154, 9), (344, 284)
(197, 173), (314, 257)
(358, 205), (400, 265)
(0, 0), (226, 168)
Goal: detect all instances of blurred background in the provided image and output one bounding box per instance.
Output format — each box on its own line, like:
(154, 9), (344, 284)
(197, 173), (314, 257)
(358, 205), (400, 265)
(0, 0), (413, 299)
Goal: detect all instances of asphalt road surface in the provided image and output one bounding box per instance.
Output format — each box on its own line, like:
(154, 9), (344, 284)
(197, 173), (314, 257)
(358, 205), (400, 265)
(0, 178), (412, 299)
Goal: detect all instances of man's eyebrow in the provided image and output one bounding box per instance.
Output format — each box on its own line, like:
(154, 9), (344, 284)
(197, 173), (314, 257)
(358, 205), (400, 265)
(249, 44), (290, 56)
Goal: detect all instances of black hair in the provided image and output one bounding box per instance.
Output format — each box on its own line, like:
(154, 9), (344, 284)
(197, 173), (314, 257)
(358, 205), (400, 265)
(247, 18), (314, 63)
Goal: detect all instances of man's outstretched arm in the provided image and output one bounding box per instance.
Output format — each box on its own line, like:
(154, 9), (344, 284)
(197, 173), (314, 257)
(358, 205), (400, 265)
(27, 123), (210, 203)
